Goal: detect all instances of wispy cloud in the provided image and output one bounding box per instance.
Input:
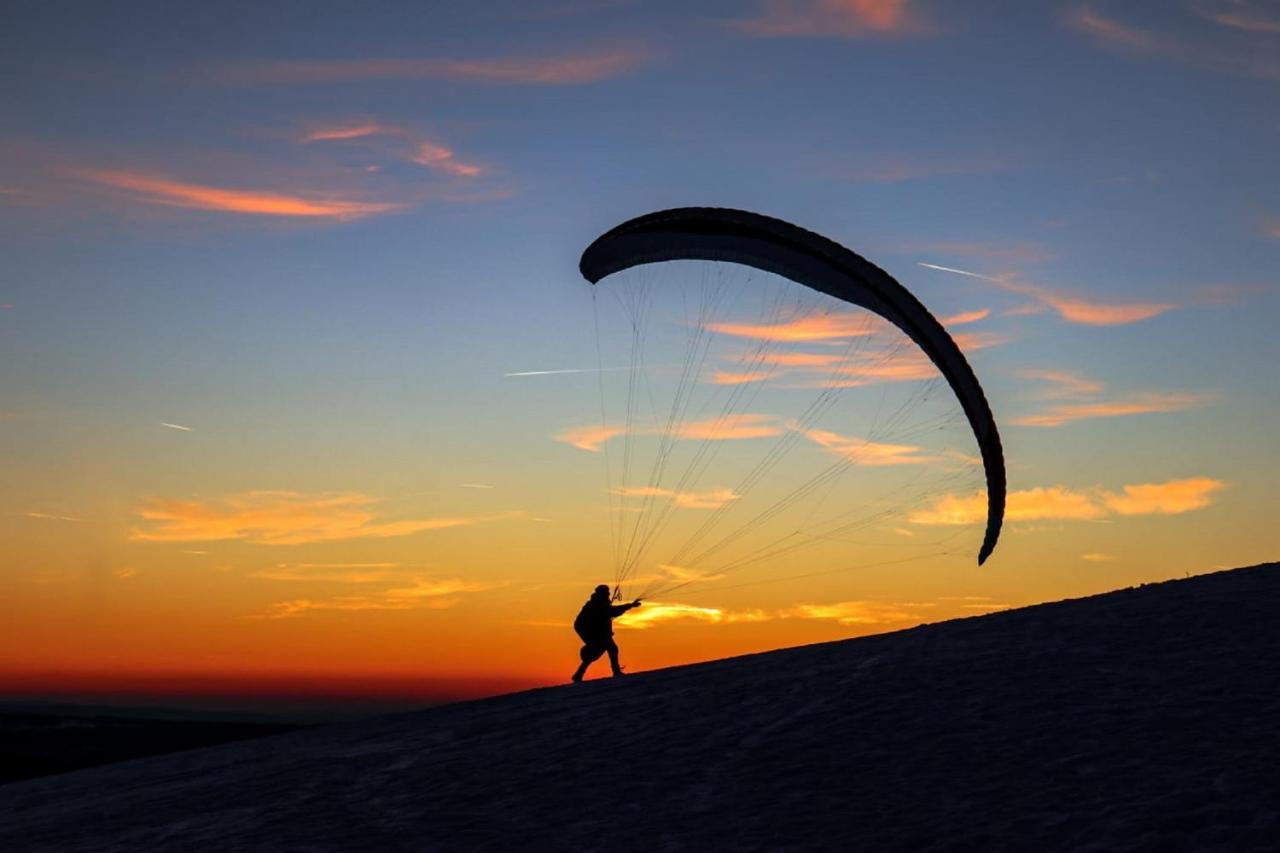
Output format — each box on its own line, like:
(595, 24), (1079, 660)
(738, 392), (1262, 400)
(711, 369), (774, 386)
(656, 565), (727, 583)
(1081, 552), (1117, 562)
(1017, 369), (1105, 398)
(909, 476), (1227, 525)
(918, 261), (1177, 326)
(161, 422), (193, 432)
(556, 424), (627, 452)
(941, 309), (990, 327)
(130, 490), (512, 545)
(557, 415), (783, 452)
(894, 240), (1054, 265)
(1070, 5), (1280, 80)
(300, 123), (486, 179)
(782, 599), (941, 626)
(250, 562), (403, 583)
(707, 313), (880, 342)
(211, 49), (651, 86)
(25, 511), (81, 522)
(261, 576), (505, 619)
(302, 123), (389, 142)
(1205, 6), (1280, 34)
(731, 0), (925, 38)
(1011, 393), (1209, 427)
(1015, 370), (1210, 427)
(798, 425), (940, 466)
(831, 154), (1008, 183)
(674, 414), (782, 441)
(80, 170), (405, 219)
(1038, 292), (1176, 326)
(410, 142), (483, 177)
(613, 486), (741, 509)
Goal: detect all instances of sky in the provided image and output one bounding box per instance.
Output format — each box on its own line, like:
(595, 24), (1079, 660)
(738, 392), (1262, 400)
(2, 0), (1278, 707)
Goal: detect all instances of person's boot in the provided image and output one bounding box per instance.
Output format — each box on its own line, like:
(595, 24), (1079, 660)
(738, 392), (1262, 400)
(612, 666), (626, 677)
(571, 664), (587, 683)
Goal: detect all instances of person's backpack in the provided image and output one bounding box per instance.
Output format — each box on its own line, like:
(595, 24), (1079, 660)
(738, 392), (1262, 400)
(573, 604), (593, 643)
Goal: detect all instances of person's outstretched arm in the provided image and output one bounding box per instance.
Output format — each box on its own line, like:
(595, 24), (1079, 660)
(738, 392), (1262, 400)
(609, 600), (641, 617)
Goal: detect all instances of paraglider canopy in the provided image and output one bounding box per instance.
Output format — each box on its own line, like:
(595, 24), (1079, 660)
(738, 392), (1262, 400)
(580, 207), (1005, 565)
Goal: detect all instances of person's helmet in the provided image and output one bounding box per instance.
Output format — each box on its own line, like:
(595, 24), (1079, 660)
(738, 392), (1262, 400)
(594, 584), (610, 596)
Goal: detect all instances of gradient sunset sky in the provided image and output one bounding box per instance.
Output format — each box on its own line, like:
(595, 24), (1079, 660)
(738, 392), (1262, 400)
(2, 0), (1277, 703)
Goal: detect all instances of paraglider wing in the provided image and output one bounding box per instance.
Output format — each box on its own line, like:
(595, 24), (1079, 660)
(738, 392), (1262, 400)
(579, 207), (1006, 565)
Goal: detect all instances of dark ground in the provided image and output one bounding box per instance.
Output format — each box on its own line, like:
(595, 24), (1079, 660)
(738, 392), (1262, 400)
(1, 563), (1277, 852)
(0, 705), (310, 785)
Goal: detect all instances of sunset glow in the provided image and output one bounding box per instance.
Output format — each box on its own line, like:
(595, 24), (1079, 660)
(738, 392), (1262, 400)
(2, 0), (1275, 711)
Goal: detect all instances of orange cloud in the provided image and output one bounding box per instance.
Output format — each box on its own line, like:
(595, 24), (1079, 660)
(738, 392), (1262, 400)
(766, 352), (848, 367)
(1100, 477), (1226, 516)
(942, 309), (990, 326)
(212, 50), (651, 86)
(1038, 292), (1176, 326)
(909, 477), (1226, 525)
(782, 599), (928, 626)
(711, 369), (772, 385)
(673, 414), (783, 441)
(1011, 393), (1209, 427)
(1081, 553), (1116, 562)
(708, 313), (879, 342)
(81, 170), (404, 219)
(261, 577), (504, 619)
(558, 416), (780, 451)
(130, 491), (506, 545)
(410, 142), (483, 177)
(556, 424), (626, 452)
(303, 124), (388, 142)
(910, 486), (1106, 525)
(833, 355), (938, 384)
(799, 425), (938, 466)
(613, 486), (741, 509)
(732, 0), (924, 38)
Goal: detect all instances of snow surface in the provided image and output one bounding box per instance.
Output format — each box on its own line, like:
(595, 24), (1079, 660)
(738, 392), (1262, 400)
(3, 563), (1278, 851)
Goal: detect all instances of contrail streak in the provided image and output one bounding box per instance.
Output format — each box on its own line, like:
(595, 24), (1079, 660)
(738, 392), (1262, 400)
(504, 366), (637, 377)
(161, 422), (194, 431)
(917, 262), (1003, 282)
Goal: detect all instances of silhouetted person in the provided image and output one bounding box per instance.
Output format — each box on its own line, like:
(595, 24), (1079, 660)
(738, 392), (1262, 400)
(572, 584), (641, 682)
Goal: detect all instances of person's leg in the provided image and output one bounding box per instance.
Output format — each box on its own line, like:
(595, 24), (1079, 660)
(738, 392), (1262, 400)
(573, 643), (602, 682)
(606, 639), (623, 675)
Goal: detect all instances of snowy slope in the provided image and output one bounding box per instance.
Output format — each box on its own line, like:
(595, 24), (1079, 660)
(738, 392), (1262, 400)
(3, 563), (1278, 852)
